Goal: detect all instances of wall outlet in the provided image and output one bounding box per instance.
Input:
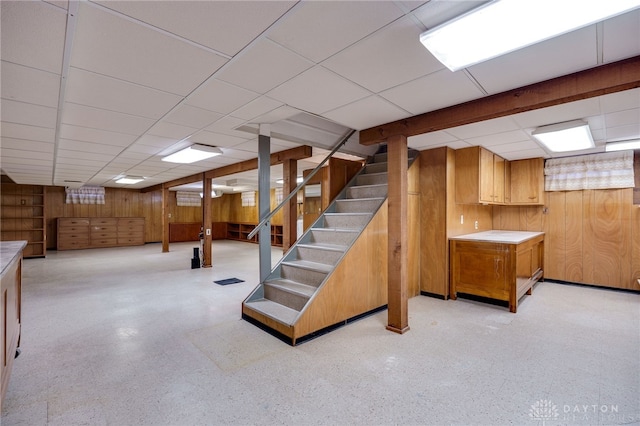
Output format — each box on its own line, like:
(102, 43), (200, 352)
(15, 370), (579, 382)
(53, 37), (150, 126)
(460, 214), (464, 224)
(206, 229), (211, 236)
(474, 220), (479, 230)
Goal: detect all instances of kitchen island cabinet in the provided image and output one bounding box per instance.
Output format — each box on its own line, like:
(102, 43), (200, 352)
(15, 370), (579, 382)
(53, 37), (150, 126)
(450, 231), (544, 312)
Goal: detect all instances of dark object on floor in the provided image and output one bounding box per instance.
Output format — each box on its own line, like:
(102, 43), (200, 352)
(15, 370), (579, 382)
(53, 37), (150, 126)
(191, 247), (200, 269)
(214, 278), (244, 285)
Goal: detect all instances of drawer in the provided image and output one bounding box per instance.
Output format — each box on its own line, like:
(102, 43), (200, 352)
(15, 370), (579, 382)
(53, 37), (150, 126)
(91, 225), (117, 233)
(118, 224), (144, 232)
(117, 231), (144, 239)
(58, 218), (90, 227)
(118, 236), (144, 245)
(58, 226), (89, 234)
(91, 231), (116, 239)
(90, 218), (117, 226)
(58, 238), (89, 250)
(118, 218), (144, 226)
(59, 233), (89, 241)
(90, 238), (117, 247)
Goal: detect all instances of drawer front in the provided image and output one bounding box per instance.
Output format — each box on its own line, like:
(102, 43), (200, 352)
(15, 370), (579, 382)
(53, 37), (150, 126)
(118, 224), (144, 233)
(90, 238), (117, 247)
(58, 237), (90, 250)
(117, 235), (144, 245)
(59, 233), (89, 241)
(90, 218), (117, 226)
(58, 218), (90, 227)
(91, 225), (117, 233)
(118, 218), (144, 227)
(58, 225), (89, 234)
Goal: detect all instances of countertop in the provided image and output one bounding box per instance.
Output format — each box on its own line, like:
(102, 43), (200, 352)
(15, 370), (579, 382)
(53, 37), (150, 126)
(449, 230), (544, 244)
(1, 241), (27, 276)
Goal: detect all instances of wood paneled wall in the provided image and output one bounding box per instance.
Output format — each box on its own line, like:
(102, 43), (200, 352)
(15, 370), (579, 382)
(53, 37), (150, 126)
(45, 186), (283, 249)
(493, 188), (640, 291)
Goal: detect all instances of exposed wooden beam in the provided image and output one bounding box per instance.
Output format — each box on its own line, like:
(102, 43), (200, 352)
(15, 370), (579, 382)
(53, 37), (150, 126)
(361, 55), (640, 145)
(204, 145), (312, 180)
(160, 173), (205, 190)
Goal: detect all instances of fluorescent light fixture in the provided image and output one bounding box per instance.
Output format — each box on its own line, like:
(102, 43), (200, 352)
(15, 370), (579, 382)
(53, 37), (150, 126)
(605, 139), (640, 152)
(419, 0), (640, 71)
(162, 144), (222, 164)
(115, 175), (144, 184)
(532, 120), (594, 152)
(276, 177), (303, 184)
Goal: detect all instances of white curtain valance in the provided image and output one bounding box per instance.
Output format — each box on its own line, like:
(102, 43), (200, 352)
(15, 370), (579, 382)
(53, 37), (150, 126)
(65, 186), (105, 204)
(176, 191), (202, 207)
(241, 191), (256, 207)
(544, 151), (635, 191)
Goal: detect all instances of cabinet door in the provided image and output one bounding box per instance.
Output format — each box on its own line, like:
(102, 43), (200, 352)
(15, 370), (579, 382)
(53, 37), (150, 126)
(493, 155), (505, 204)
(510, 158), (544, 205)
(479, 148), (495, 203)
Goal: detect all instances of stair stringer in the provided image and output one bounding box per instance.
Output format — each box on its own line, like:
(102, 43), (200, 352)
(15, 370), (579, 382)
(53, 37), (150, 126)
(291, 199), (388, 343)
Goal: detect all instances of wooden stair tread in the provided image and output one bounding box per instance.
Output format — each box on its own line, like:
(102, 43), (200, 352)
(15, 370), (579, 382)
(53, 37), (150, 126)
(245, 299), (299, 325)
(265, 279), (317, 297)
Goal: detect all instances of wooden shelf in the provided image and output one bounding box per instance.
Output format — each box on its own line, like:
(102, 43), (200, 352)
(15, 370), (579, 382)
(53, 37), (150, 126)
(1, 184), (46, 258)
(225, 222), (283, 247)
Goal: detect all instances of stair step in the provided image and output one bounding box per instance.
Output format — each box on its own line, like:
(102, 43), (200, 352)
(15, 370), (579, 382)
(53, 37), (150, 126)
(296, 243), (346, 265)
(364, 162), (387, 174)
(356, 172), (387, 186)
(309, 228), (359, 245)
(374, 152), (388, 163)
(264, 279), (316, 311)
(245, 299), (299, 325)
(347, 183), (387, 199)
(335, 197), (384, 213)
(282, 259), (333, 274)
(323, 212), (371, 229)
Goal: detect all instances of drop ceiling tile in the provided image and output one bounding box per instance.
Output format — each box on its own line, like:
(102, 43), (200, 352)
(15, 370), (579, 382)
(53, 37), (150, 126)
(229, 140), (258, 153)
(189, 131), (249, 148)
(252, 105), (302, 125)
(230, 96), (283, 121)
(57, 149), (114, 163)
(164, 104), (223, 129)
(1, 137), (55, 153)
(186, 79), (259, 114)
(205, 116), (252, 138)
(3, 156), (54, 167)
(62, 103), (155, 135)
(500, 147), (550, 161)
(267, 1), (403, 63)
(324, 96), (411, 131)
(511, 98), (601, 129)
(323, 16), (444, 93)
(1, 148), (52, 161)
(65, 67), (182, 119)
(445, 116), (520, 140)
(490, 141), (541, 155)
(95, 1), (295, 57)
(124, 143), (165, 155)
(116, 150), (151, 161)
(599, 88), (640, 114)
(59, 124), (138, 146)
(380, 68), (484, 115)
(413, 0), (487, 30)
(465, 130), (531, 148)
(0, 1), (66, 73)
(135, 134), (177, 148)
(148, 122), (198, 140)
(71, 2), (228, 96)
(1, 61), (60, 108)
(219, 148), (258, 161)
(0, 122), (56, 142)
(1, 99), (57, 128)
(605, 109), (640, 127)
(468, 26), (598, 95)
(58, 139), (124, 155)
(408, 131), (458, 149)
(217, 38), (314, 94)
(267, 67), (371, 115)
(602, 9), (640, 63)
(606, 123), (640, 141)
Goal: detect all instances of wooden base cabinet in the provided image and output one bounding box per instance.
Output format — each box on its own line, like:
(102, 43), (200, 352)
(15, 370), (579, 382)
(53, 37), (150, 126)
(450, 231), (544, 313)
(57, 217), (144, 250)
(1, 241), (25, 412)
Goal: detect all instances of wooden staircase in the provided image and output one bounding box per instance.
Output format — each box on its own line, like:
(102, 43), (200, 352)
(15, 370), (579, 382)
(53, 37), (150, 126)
(242, 150), (416, 345)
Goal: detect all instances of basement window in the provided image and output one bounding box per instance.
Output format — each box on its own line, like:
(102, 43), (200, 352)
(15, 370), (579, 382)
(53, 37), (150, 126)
(241, 191), (256, 207)
(544, 151), (635, 191)
(65, 186), (105, 204)
(176, 191), (201, 207)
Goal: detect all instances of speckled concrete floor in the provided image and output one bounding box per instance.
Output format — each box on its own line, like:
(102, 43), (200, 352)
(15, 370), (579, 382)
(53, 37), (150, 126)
(2, 241), (639, 426)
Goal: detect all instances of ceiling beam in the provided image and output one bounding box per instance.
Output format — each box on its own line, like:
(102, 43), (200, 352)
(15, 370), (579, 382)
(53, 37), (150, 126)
(204, 145), (312, 180)
(360, 55), (640, 145)
(142, 145), (313, 192)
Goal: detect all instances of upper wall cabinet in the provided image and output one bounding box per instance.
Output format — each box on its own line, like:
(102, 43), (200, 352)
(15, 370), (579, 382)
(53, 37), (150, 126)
(509, 158), (545, 205)
(455, 146), (506, 205)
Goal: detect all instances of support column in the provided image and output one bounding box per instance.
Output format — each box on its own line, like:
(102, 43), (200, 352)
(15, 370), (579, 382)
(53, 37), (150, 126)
(162, 184), (169, 253)
(258, 125), (271, 282)
(282, 159), (298, 251)
(386, 135), (409, 334)
(202, 174), (212, 268)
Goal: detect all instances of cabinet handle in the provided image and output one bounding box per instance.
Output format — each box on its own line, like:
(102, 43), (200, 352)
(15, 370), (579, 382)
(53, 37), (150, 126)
(528, 196), (536, 199)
